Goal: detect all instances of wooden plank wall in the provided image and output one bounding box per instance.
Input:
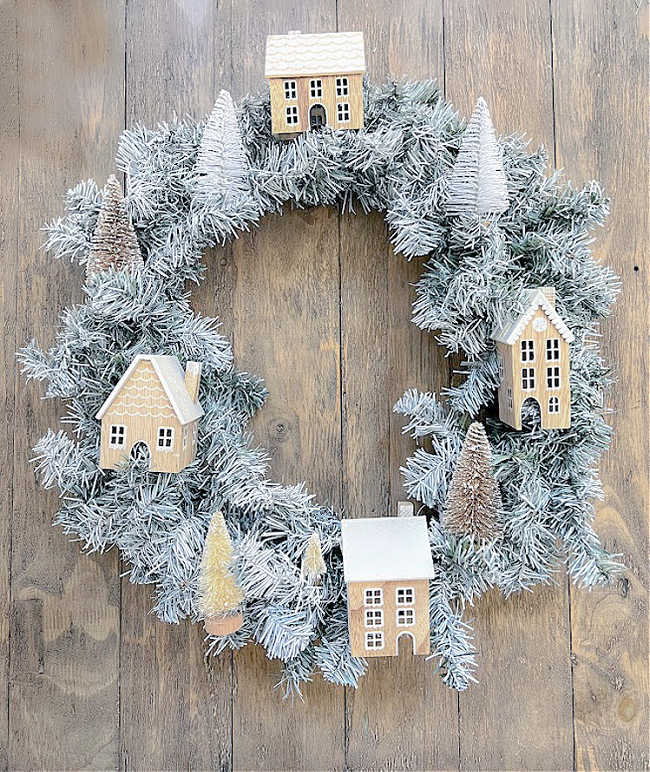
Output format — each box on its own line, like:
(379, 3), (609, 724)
(1, 1), (647, 769)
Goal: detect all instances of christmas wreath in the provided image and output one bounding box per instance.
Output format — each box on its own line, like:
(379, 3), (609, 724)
(20, 80), (621, 696)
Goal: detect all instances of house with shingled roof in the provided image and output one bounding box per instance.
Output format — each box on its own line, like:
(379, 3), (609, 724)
(492, 287), (574, 430)
(96, 354), (203, 473)
(264, 30), (366, 138)
(341, 516), (435, 658)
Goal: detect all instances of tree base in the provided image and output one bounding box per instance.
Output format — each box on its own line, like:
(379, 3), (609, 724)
(204, 612), (243, 636)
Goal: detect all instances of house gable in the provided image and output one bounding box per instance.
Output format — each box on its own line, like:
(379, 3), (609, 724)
(492, 289), (575, 346)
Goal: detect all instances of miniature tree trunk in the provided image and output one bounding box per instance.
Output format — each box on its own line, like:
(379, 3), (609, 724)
(302, 531), (326, 583)
(86, 175), (144, 276)
(446, 97), (509, 218)
(443, 422), (503, 541)
(198, 510), (244, 635)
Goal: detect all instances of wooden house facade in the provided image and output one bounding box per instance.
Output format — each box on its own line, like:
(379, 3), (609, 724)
(264, 31), (365, 138)
(340, 516), (435, 658)
(96, 354), (203, 473)
(492, 287), (574, 430)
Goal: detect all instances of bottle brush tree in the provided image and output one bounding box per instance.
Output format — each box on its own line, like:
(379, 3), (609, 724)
(444, 422), (503, 541)
(198, 510), (245, 636)
(86, 175), (144, 276)
(302, 531), (326, 583)
(446, 96), (509, 218)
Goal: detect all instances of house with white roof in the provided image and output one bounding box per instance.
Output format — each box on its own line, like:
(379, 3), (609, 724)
(96, 354), (203, 473)
(340, 515), (435, 657)
(492, 286), (574, 430)
(264, 30), (366, 137)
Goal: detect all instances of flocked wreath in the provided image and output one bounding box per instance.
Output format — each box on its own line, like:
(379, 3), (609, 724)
(19, 80), (622, 696)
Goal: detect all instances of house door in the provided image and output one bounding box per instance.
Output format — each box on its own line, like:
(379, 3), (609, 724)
(396, 631), (415, 656)
(309, 104), (326, 129)
(130, 441), (151, 470)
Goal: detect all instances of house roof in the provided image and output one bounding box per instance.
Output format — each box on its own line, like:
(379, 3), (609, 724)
(491, 288), (575, 345)
(95, 354), (204, 425)
(264, 31), (366, 79)
(340, 517), (435, 583)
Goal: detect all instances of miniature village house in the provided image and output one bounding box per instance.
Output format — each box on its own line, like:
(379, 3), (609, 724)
(492, 287), (574, 430)
(264, 30), (366, 138)
(96, 354), (203, 473)
(341, 515), (435, 658)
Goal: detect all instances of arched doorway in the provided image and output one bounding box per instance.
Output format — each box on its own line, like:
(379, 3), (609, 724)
(520, 396), (542, 428)
(130, 441), (151, 470)
(309, 104), (326, 130)
(396, 631), (416, 656)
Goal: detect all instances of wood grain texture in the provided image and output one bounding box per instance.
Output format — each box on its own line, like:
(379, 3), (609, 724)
(8, 1), (124, 768)
(3, 1), (647, 769)
(552, 2), (649, 770)
(0, 4), (19, 765)
(445, 2), (576, 770)
(121, 2), (233, 769)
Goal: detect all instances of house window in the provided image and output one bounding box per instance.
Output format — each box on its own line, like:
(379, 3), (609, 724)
(521, 367), (535, 390)
(364, 588), (383, 606)
(285, 105), (299, 125)
(546, 339), (560, 360)
(157, 427), (174, 449)
(183, 428), (188, 450)
(337, 102), (350, 123)
(397, 608), (415, 626)
(533, 316), (548, 333)
(507, 387), (513, 409)
(365, 631), (384, 651)
(309, 79), (322, 98)
(365, 609), (383, 628)
(546, 366), (561, 388)
(396, 587), (414, 605)
(498, 356), (504, 380)
(520, 340), (535, 362)
(283, 79), (297, 100)
(548, 396), (560, 414)
(109, 424), (126, 447)
(336, 77), (349, 96)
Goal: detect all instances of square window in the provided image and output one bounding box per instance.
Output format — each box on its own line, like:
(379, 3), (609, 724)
(546, 339), (560, 360)
(507, 387), (513, 410)
(397, 608), (415, 626)
(365, 631), (384, 650)
(285, 105), (299, 125)
(548, 396), (560, 414)
(498, 356), (504, 380)
(309, 78), (322, 98)
(396, 587), (414, 605)
(157, 427), (174, 449)
(283, 80), (297, 100)
(520, 340), (535, 362)
(336, 77), (349, 96)
(521, 367), (536, 390)
(109, 424), (126, 447)
(337, 102), (350, 123)
(365, 609), (383, 628)
(546, 366), (560, 389)
(364, 588), (383, 606)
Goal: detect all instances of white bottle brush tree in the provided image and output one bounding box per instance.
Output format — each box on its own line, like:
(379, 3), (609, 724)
(446, 97), (509, 218)
(198, 510), (245, 636)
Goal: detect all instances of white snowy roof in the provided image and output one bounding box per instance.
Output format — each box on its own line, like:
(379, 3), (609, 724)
(340, 517), (435, 583)
(491, 288), (575, 345)
(264, 31), (366, 79)
(95, 354), (204, 425)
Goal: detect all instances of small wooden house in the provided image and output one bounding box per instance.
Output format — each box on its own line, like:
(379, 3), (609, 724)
(264, 30), (366, 138)
(340, 516), (435, 658)
(96, 354), (203, 473)
(492, 287), (574, 430)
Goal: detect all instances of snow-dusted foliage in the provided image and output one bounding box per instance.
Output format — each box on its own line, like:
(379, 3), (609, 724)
(21, 80), (620, 697)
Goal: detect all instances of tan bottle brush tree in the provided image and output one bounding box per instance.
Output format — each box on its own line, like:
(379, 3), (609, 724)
(198, 510), (244, 635)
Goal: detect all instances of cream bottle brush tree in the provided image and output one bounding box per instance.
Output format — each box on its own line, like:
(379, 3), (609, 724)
(198, 510), (244, 636)
(301, 531), (326, 583)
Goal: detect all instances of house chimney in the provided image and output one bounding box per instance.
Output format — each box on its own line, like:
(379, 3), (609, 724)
(540, 286), (556, 307)
(397, 501), (414, 517)
(185, 361), (202, 403)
